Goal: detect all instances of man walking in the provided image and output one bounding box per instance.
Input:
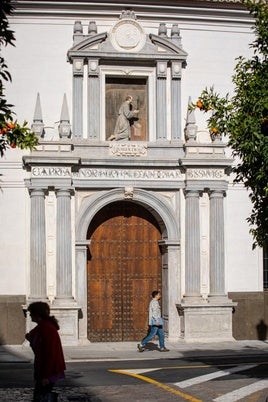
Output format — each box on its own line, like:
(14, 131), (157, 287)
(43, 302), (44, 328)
(137, 290), (169, 352)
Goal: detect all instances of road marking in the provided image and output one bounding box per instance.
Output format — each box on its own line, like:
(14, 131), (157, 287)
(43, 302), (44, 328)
(122, 368), (161, 374)
(174, 364), (257, 388)
(109, 369), (203, 402)
(121, 366), (211, 374)
(213, 379), (268, 402)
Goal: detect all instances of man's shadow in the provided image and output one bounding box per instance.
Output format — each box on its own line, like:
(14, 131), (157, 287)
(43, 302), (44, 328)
(256, 319), (268, 341)
(143, 342), (160, 351)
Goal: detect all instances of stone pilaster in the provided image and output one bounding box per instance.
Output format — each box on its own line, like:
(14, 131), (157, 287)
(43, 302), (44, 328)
(156, 61), (167, 140)
(183, 190), (202, 302)
(87, 59), (100, 139)
(72, 58), (84, 137)
(75, 241), (90, 344)
(171, 61), (182, 140)
(208, 190), (227, 300)
(159, 239), (181, 341)
(29, 188), (47, 300)
(54, 188), (74, 303)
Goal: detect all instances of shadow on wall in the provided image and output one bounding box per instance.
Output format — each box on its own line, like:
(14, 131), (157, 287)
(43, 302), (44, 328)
(256, 319), (267, 341)
(229, 292), (268, 341)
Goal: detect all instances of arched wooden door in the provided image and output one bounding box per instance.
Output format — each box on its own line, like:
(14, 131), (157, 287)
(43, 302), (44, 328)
(87, 201), (162, 342)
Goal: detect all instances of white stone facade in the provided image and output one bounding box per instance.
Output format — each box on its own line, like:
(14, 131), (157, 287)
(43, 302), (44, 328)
(0, 1), (263, 345)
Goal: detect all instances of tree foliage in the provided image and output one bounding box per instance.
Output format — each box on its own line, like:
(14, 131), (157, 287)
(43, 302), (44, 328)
(0, 0), (38, 156)
(190, 0), (268, 249)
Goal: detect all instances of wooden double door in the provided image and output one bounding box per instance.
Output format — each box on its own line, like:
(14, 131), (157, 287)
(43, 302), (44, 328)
(87, 201), (162, 342)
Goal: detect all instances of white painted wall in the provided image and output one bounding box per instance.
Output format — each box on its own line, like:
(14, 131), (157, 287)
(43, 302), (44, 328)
(0, 11), (262, 297)
(0, 148), (29, 294)
(226, 183), (262, 292)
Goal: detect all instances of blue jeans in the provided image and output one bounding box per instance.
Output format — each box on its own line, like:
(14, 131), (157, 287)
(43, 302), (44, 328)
(141, 325), (165, 349)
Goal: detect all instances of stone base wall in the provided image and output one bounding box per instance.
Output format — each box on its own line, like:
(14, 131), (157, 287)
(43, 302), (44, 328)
(0, 296), (26, 345)
(229, 292), (268, 340)
(2, 293), (268, 344)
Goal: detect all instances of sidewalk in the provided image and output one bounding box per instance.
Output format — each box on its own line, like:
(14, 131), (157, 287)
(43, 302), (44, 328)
(1, 340), (268, 363)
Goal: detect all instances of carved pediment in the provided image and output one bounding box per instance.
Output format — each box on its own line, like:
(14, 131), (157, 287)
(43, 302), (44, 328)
(68, 11), (187, 63)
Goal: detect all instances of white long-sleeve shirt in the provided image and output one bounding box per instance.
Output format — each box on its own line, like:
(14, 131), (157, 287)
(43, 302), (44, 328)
(148, 299), (161, 325)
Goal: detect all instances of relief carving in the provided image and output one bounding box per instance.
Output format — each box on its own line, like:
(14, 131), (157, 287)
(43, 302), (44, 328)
(109, 143), (147, 156)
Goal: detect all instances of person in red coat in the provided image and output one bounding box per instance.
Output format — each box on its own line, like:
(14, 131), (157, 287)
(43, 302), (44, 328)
(26, 301), (66, 402)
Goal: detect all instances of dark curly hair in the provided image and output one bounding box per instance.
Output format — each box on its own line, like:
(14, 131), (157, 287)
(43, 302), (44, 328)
(28, 301), (60, 329)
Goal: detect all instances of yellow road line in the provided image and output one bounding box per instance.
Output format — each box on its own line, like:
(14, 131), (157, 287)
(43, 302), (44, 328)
(109, 369), (203, 402)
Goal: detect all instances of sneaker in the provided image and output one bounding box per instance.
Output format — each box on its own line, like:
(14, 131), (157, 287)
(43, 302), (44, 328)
(159, 347), (169, 352)
(137, 343), (145, 352)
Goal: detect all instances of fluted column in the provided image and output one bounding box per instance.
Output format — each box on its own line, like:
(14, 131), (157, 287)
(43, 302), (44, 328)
(29, 188), (47, 299)
(55, 188), (73, 302)
(209, 190), (226, 299)
(183, 190), (202, 301)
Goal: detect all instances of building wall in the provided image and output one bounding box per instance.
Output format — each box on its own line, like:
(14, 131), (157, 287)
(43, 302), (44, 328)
(229, 292), (268, 340)
(0, 296), (26, 345)
(0, 1), (264, 344)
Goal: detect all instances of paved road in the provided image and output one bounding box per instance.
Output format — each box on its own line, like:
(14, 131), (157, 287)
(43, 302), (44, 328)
(1, 353), (268, 401)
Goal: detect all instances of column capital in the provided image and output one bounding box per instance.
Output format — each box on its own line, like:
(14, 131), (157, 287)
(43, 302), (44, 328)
(171, 61), (182, 79)
(29, 187), (48, 197)
(55, 187), (74, 197)
(184, 189), (203, 198)
(73, 58), (84, 76)
(208, 189), (226, 198)
(87, 58), (99, 77)
(156, 60), (168, 78)
(158, 239), (180, 253)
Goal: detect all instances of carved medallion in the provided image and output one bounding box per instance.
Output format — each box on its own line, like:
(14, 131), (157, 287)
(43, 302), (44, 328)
(110, 19), (146, 52)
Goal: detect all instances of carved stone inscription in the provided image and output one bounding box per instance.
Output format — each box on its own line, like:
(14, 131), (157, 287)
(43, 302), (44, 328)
(31, 166), (183, 180)
(109, 143), (147, 156)
(75, 168), (183, 180)
(187, 169), (225, 180)
(32, 167), (72, 177)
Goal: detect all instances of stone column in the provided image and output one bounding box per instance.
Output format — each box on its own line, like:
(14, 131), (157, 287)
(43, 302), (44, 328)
(156, 61), (167, 140)
(208, 190), (227, 300)
(29, 188), (47, 300)
(171, 61), (182, 140)
(87, 59), (100, 139)
(55, 188), (73, 303)
(183, 190), (202, 301)
(72, 58), (84, 137)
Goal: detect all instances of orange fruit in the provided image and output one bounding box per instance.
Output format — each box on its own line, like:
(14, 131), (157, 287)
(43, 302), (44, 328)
(7, 122), (15, 129)
(212, 127), (218, 134)
(10, 143), (16, 148)
(196, 100), (203, 109)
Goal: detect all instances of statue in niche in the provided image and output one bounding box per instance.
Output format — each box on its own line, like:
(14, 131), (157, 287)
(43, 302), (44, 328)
(107, 95), (139, 141)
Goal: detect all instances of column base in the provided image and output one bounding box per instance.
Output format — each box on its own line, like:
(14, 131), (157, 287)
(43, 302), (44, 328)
(52, 296), (76, 306)
(50, 305), (80, 346)
(177, 300), (237, 342)
(27, 296), (49, 302)
(181, 295), (206, 305)
(208, 294), (233, 303)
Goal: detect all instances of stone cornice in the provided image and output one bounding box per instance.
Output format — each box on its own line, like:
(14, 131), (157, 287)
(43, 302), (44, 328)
(12, 1), (251, 25)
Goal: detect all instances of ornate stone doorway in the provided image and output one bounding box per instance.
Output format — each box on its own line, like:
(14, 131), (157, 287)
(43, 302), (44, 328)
(86, 201), (162, 342)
